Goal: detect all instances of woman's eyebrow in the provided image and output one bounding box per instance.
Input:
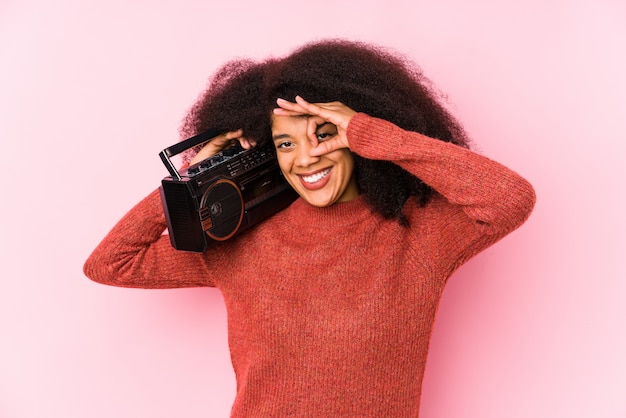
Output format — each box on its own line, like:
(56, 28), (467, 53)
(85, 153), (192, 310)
(272, 133), (290, 141)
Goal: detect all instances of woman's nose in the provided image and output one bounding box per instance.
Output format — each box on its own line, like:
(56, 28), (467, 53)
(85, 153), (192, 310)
(294, 139), (320, 167)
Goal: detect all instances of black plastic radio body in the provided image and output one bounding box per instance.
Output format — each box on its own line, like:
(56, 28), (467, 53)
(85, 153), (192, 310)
(159, 129), (297, 252)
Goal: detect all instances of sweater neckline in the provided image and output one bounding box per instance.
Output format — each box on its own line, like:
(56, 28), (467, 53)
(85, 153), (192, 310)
(286, 195), (374, 229)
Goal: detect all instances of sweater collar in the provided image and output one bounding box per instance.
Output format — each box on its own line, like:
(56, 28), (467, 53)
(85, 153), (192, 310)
(285, 195), (374, 229)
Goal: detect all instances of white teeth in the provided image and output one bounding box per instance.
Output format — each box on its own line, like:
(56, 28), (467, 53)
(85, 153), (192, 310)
(301, 168), (331, 183)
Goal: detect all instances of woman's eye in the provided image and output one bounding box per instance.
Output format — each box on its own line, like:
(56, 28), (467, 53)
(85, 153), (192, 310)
(276, 141), (293, 149)
(316, 132), (334, 142)
(316, 124), (338, 142)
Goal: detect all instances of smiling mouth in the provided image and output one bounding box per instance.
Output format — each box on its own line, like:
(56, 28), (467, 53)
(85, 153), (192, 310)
(300, 168), (331, 184)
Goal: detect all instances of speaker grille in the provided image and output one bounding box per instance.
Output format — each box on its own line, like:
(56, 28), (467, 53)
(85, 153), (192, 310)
(200, 179), (243, 240)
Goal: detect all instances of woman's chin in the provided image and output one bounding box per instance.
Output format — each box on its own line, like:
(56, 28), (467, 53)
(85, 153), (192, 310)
(298, 191), (337, 208)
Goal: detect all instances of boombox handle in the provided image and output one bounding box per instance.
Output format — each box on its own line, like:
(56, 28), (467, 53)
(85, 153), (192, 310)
(158, 128), (223, 181)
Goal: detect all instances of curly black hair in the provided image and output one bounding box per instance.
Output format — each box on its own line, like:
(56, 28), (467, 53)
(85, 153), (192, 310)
(180, 58), (277, 154)
(179, 39), (470, 226)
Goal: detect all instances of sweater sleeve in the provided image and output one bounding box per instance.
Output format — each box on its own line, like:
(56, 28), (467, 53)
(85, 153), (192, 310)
(347, 113), (536, 273)
(83, 188), (234, 289)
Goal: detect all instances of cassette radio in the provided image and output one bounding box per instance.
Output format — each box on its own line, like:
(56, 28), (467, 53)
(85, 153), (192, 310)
(159, 129), (297, 252)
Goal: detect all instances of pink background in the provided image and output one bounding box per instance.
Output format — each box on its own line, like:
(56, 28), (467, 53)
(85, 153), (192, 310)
(1, 0), (625, 417)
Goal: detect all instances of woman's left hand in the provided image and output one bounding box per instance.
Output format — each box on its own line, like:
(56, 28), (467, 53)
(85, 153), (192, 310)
(274, 96), (357, 156)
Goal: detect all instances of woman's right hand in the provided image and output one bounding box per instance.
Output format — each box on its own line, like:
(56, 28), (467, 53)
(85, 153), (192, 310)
(189, 129), (256, 165)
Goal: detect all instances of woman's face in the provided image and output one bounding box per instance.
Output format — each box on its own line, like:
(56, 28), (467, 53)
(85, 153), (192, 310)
(271, 114), (359, 207)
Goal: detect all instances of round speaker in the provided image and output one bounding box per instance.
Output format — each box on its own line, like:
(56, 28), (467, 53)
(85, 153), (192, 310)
(200, 179), (244, 241)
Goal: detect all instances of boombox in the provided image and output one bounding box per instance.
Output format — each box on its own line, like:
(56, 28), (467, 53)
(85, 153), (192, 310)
(159, 128), (297, 252)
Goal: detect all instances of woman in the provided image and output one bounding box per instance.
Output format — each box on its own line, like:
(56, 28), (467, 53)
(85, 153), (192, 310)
(84, 40), (536, 417)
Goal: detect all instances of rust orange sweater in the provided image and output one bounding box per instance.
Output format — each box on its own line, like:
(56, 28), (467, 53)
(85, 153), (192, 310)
(84, 113), (535, 417)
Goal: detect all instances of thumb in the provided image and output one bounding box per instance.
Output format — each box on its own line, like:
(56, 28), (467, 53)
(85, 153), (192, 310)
(309, 138), (343, 157)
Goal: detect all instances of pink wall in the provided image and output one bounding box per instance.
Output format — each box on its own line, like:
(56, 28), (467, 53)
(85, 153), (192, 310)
(1, 0), (624, 417)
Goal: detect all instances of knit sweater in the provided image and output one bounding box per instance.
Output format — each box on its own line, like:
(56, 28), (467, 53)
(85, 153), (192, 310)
(84, 113), (536, 417)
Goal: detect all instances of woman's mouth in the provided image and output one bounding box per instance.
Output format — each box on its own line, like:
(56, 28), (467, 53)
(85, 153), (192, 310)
(301, 168), (331, 184)
(298, 167), (332, 190)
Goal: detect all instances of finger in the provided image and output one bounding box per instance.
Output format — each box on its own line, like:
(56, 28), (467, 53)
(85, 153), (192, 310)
(310, 140), (338, 157)
(221, 129), (244, 142)
(275, 98), (308, 114)
(272, 107), (308, 117)
(190, 129), (244, 165)
(294, 96), (323, 116)
(207, 129), (243, 148)
(306, 115), (329, 147)
(238, 137), (257, 150)
(295, 96), (349, 128)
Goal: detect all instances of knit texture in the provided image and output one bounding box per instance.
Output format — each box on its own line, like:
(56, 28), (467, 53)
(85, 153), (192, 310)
(84, 113), (536, 417)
